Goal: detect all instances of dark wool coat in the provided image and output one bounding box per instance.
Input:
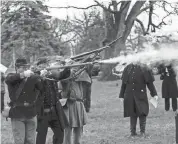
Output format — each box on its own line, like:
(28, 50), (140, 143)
(160, 64), (178, 98)
(119, 64), (157, 117)
(5, 73), (43, 118)
(37, 68), (70, 130)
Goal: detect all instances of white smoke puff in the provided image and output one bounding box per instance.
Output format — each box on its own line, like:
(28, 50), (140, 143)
(99, 43), (178, 71)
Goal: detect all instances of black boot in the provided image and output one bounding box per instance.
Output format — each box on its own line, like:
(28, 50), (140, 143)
(130, 116), (137, 137)
(165, 98), (170, 111)
(139, 116), (146, 138)
(172, 98), (177, 112)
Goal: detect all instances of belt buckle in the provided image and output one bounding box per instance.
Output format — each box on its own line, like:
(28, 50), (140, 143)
(44, 108), (51, 113)
(24, 102), (30, 107)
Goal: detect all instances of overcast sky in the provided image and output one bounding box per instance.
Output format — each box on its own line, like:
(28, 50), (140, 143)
(45, 0), (178, 34)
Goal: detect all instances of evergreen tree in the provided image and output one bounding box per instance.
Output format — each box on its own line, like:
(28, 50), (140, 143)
(1, 0), (61, 66)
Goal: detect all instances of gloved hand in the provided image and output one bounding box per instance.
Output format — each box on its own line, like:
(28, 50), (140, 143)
(24, 70), (34, 77)
(154, 95), (158, 101)
(40, 69), (48, 77)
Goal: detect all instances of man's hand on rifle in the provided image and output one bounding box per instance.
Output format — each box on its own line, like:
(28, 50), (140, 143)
(40, 69), (48, 77)
(24, 70), (34, 78)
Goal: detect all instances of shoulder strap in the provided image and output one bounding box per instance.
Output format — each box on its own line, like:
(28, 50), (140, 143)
(15, 78), (28, 101)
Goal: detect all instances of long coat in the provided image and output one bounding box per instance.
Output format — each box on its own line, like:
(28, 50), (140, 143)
(61, 72), (88, 127)
(160, 64), (178, 98)
(119, 64), (157, 117)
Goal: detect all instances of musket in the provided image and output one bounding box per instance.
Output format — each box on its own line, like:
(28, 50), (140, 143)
(34, 62), (94, 71)
(70, 36), (122, 60)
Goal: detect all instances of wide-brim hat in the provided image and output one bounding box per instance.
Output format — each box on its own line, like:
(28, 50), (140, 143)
(15, 58), (30, 67)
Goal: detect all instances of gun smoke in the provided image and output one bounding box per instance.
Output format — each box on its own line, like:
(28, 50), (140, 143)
(99, 43), (178, 71)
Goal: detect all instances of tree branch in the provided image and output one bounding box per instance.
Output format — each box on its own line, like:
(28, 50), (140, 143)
(47, 4), (99, 10)
(138, 1), (157, 16)
(61, 34), (78, 44)
(146, 1), (156, 32)
(94, 0), (115, 14)
(135, 18), (148, 35)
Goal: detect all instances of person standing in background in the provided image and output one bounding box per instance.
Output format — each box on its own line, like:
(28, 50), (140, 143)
(80, 65), (93, 113)
(160, 63), (178, 111)
(1, 72), (5, 112)
(119, 63), (158, 138)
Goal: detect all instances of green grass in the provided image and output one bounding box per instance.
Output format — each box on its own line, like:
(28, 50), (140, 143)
(1, 76), (177, 144)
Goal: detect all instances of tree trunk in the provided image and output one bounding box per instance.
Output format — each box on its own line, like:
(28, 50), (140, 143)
(99, 10), (118, 81)
(99, 1), (146, 81)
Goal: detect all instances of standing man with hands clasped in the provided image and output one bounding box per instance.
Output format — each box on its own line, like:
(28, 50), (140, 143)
(5, 58), (43, 144)
(119, 63), (158, 138)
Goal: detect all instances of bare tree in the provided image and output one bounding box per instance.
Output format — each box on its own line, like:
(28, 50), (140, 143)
(48, 0), (178, 80)
(71, 9), (104, 54)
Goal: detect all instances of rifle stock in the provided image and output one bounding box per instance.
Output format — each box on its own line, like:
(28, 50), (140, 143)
(70, 37), (121, 60)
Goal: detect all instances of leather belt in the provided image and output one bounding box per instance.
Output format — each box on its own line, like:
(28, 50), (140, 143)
(13, 102), (35, 108)
(68, 98), (83, 103)
(76, 99), (83, 102)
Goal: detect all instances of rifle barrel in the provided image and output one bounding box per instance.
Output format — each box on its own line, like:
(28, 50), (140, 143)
(46, 62), (93, 70)
(70, 37), (121, 60)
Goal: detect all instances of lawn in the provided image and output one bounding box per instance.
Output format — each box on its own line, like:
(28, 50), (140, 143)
(1, 75), (177, 144)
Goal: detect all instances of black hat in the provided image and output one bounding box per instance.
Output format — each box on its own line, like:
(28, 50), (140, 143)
(15, 58), (29, 67)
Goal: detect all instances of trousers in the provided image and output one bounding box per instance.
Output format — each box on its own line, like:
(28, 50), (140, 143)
(130, 115), (146, 135)
(36, 110), (64, 144)
(165, 98), (177, 111)
(11, 116), (37, 144)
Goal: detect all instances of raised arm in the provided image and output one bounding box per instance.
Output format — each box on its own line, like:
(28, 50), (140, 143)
(5, 73), (24, 85)
(48, 68), (71, 80)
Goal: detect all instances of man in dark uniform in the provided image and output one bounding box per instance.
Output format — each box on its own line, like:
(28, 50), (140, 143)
(35, 59), (70, 144)
(1, 73), (5, 112)
(119, 63), (158, 137)
(160, 63), (178, 111)
(5, 58), (43, 144)
(82, 65), (93, 113)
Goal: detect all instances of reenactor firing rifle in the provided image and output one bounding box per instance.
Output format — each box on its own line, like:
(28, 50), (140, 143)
(33, 37), (122, 80)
